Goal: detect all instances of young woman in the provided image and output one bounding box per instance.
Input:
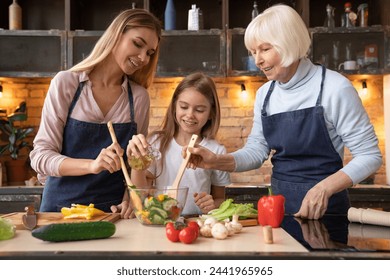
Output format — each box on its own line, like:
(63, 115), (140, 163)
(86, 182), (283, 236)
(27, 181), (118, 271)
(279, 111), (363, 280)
(128, 72), (230, 215)
(30, 9), (162, 218)
(186, 5), (382, 220)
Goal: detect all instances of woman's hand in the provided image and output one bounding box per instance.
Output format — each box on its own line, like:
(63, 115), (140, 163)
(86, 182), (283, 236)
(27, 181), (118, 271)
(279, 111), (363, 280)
(110, 200), (134, 219)
(194, 192), (216, 214)
(185, 145), (217, 169)
(294, 183), (331, 220)
(126, 134), (149, 158)
(89, 142), (123, 174)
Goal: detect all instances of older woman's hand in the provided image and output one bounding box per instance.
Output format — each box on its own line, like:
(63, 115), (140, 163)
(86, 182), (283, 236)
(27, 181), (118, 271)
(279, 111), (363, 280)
(294, 184), (331, 220)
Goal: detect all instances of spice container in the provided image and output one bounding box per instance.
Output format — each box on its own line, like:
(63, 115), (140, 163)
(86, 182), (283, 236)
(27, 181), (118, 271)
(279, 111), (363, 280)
(364, 44), (378, 69)
(357, 3), (368, 27)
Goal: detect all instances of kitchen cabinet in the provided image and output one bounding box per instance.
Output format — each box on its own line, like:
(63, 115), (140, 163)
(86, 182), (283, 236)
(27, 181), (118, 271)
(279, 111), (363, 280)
(0, 186), (43, 214)
(67, 30), (102, 69)
(157, 30), (225, 77)
(0, 30), (66, 78)
(310, 26), (389, 75)
(0, 0), (389, 77)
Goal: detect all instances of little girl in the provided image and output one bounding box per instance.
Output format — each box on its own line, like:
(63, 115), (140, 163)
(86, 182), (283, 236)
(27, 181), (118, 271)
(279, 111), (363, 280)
(128, 72), (230, 215)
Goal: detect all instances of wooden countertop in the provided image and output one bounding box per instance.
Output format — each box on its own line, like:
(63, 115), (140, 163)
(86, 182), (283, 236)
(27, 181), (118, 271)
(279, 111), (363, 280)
(2, 216), (390, 259)
(0, 218), (307, 256)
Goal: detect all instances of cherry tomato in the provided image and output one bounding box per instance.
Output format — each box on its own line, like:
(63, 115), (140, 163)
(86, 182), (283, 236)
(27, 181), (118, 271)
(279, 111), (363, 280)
(165, 223), (180, 242)
(187, 221), (200, 238)
(179, 227), (197, 244)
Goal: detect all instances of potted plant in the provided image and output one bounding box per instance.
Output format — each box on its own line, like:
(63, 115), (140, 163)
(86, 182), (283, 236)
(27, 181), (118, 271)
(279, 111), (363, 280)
(0, 104), (34, 185)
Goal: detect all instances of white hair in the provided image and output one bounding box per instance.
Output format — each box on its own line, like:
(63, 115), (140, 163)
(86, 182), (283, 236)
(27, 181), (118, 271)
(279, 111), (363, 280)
(244, 4), (311, 67)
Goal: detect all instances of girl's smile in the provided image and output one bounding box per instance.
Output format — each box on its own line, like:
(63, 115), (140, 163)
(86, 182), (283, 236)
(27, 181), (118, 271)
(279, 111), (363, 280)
(175, 88), (211, 140)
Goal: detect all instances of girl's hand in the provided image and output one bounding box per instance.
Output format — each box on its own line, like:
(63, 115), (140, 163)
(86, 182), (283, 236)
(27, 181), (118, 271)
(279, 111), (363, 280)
(89, 142), (123, 174)
(126, 134), (149, 158)
(110, 200), (134, 219)
(194, 192), (216, 214)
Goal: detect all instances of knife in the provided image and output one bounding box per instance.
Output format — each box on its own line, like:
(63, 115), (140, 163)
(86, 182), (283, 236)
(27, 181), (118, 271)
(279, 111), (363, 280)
(22, 205), (38, 230)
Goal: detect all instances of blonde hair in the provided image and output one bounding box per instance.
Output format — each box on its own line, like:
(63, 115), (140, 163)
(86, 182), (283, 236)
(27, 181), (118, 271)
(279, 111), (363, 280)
(70, 9), (162, 88)
(244, 4), (311, 67)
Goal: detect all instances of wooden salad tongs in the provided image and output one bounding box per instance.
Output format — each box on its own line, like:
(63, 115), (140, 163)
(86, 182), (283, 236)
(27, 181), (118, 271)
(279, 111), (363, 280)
(107, 121), (142, 211)
(169, 134), (198, 199)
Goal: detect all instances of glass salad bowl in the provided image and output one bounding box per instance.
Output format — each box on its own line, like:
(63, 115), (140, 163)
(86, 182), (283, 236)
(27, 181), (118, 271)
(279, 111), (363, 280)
(130, 187), (189, 226)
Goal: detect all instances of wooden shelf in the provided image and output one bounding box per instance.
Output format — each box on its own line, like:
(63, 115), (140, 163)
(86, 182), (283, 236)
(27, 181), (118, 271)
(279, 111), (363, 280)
(0, 0), (389, 77)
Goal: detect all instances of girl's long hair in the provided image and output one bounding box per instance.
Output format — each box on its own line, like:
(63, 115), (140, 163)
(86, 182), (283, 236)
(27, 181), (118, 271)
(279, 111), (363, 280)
(148, 72), (221, 178)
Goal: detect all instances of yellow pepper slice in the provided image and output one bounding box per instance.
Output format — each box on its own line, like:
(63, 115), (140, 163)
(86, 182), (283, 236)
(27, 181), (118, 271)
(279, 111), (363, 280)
(61, 203), (105, 220)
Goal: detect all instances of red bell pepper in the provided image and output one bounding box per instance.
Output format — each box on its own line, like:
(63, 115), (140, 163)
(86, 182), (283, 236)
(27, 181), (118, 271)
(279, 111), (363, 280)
(257, 187), (285, 228)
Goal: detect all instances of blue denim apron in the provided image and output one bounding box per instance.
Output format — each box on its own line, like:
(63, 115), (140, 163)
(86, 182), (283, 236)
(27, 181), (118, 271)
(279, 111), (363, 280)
(40, 81), (137, 212)
(261, 65), (350, 215)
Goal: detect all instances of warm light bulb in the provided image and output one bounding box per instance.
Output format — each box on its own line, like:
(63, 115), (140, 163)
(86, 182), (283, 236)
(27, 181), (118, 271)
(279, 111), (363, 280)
(359, 80), (368, 98)
(240, 83), (248, 99)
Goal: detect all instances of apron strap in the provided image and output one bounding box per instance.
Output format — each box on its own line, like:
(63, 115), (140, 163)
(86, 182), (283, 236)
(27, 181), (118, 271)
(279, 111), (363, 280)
(67, 81), (85, 120)
(315, 65), (326, 106)
(127, 80), (135, 123)
(261, 81), (276, 117)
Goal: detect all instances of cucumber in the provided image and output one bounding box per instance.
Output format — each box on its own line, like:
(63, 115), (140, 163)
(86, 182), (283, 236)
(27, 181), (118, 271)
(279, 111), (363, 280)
(150, 213), (165, 225)
(150, 206), (168, 218)
(162, 198), (177, 211)
(31, 221), (116, 242)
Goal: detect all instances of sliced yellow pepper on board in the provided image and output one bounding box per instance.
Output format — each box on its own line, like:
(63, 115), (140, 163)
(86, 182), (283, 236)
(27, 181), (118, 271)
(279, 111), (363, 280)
(61, 203), (105, 220)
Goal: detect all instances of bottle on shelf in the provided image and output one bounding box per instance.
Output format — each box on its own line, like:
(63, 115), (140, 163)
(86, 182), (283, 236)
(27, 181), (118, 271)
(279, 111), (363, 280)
(341, 2), (357, 28)
(188, 4), (203, 30)
(332, 41), (340, 70)
(164, 0), (176, 30)
(324, 4), (335, 29)
(357, 3), (368, 27)
(252, 1), (259, 21)
(9, 0), (22, 30)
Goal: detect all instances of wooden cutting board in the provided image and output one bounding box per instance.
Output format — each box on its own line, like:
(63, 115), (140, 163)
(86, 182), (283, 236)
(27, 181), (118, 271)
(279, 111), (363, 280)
(238, 218), (258, 227)
(0, 212), (121, 230)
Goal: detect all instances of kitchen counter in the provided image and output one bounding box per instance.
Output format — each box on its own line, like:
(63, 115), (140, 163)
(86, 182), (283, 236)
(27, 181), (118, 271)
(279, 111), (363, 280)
(1, 215), (390, 260)
(2, 184), (390, 214)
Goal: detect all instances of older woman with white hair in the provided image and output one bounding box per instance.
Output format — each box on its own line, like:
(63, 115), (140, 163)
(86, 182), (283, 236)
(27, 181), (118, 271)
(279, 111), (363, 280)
(188, 4), (382, 219)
